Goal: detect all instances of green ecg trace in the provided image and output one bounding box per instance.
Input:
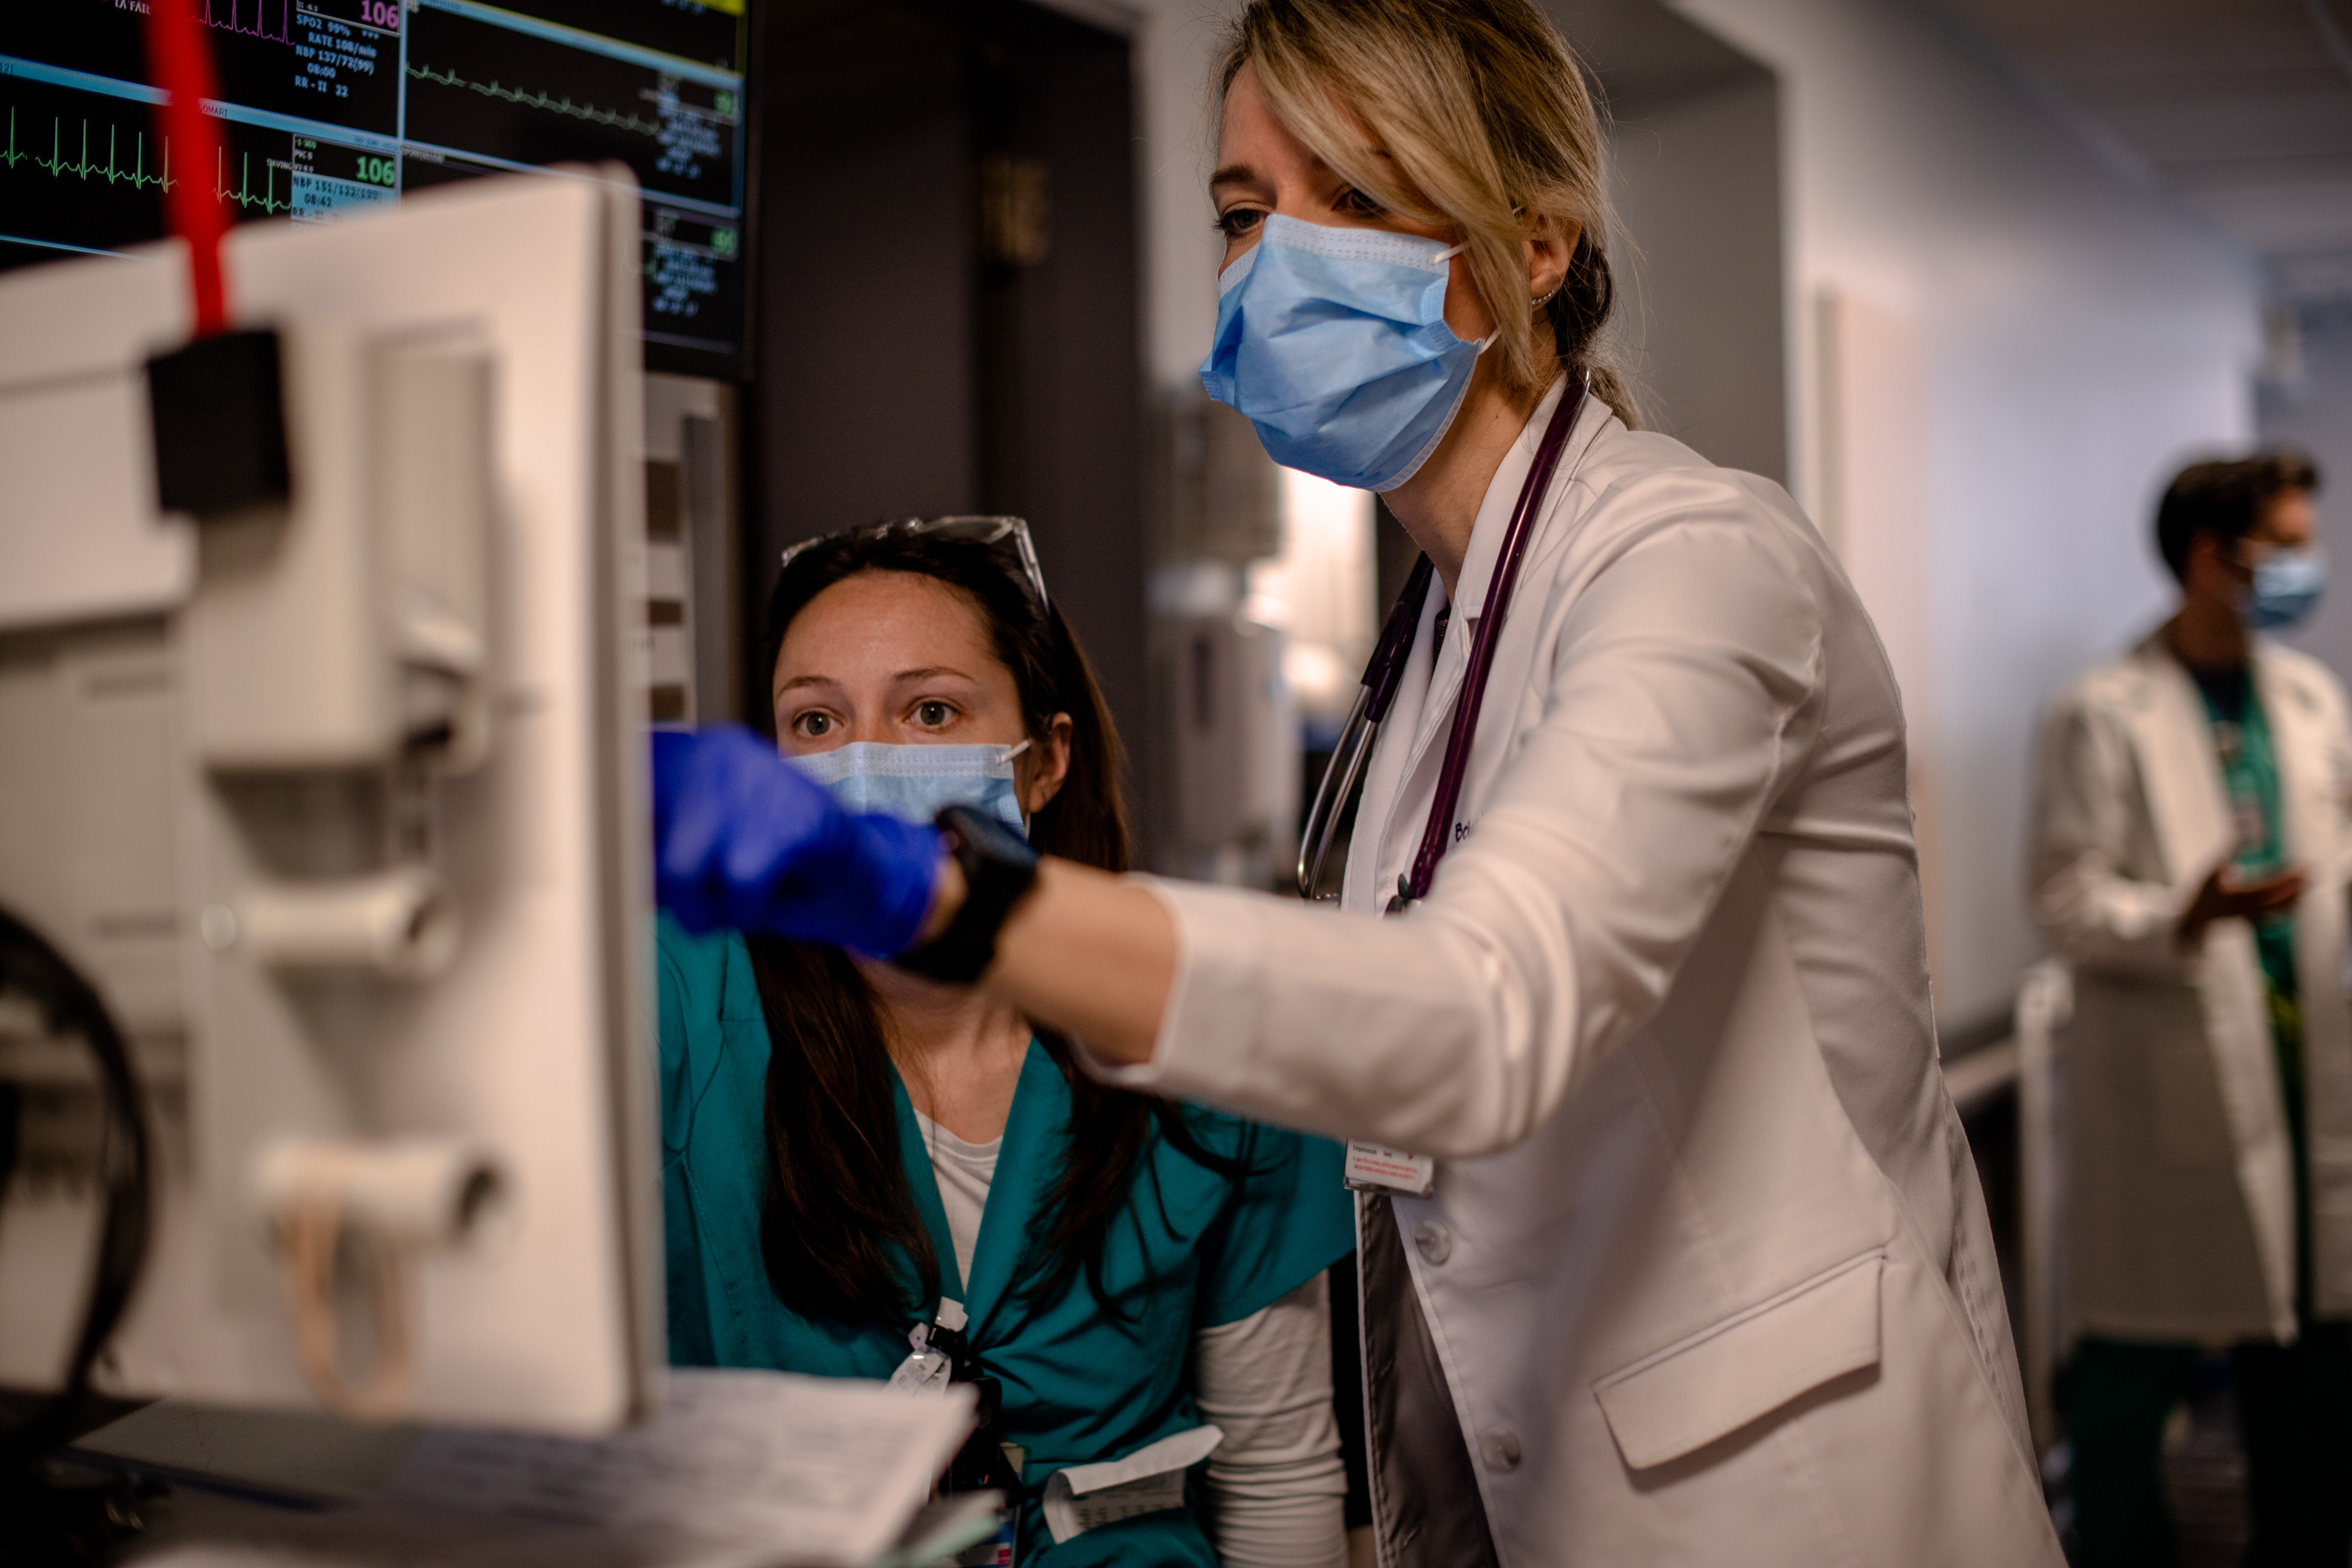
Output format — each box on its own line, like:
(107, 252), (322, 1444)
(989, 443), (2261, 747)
(4, 107), (350, 222)
(406, 62), (660, 136)
(219, 149), (290, 215)
(4, 108), (176, 191)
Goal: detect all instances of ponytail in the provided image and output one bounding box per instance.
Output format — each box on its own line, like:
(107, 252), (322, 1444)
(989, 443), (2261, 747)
(1546, 231), (1639, 429)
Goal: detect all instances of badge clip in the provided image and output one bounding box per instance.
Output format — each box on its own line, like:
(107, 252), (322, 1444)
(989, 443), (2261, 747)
(887, 1297), (968, 1393)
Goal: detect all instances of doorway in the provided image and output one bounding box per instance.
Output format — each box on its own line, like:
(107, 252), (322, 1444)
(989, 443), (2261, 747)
(746, 0), (1150, 823)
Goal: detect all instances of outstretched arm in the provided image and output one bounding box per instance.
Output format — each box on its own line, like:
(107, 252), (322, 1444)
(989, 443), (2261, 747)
(653, 725), (1178, 1058)
(659, 494), (1823, 1158)
(960, 858), (1176, 1062)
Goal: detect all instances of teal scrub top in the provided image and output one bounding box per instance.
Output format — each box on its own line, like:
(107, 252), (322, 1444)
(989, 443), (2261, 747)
(656, 917), (1357, 1566)
(2191, 667), (2314, 1316)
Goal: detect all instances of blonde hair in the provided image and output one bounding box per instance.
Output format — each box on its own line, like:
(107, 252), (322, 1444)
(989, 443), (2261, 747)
(1218, 0), (1639, 427)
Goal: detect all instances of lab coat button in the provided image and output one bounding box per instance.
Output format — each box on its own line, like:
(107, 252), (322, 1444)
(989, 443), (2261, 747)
(1412, 1220), (1453, 1264)
(1480, 1429), (1522, 1473)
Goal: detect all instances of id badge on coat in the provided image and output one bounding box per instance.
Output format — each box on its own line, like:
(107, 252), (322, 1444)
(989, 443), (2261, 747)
(1344, 1141), (1435, 1195)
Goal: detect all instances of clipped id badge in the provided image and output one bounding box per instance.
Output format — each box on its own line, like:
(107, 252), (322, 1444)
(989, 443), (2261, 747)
(887, 1298), (965, 1393)
(893, 1299), (1025, 1566)
(1343, 1141), (1434, 1196)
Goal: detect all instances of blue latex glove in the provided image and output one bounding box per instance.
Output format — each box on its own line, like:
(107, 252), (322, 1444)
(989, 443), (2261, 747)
(652, 726), (944, 955)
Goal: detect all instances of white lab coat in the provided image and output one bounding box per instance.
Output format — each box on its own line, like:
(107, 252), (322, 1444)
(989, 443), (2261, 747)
(2029, 633), (2352, 1344)
(1118, 380), (2059, 1565)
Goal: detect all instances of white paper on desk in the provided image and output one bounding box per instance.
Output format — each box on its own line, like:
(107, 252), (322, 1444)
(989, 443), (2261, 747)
(383, 1369), (975, 1568)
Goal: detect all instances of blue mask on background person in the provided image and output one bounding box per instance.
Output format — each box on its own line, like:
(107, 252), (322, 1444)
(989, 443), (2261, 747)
(1199, 214), (1488, 493)
(789, 741), (1031, 836)
(2246, 547), (2326, 630)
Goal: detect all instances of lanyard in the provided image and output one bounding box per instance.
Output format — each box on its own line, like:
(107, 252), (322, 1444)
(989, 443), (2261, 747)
(1296, 372), (1590, 906)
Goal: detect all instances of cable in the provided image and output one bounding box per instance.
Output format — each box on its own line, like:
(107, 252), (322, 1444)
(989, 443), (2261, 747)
(144, 0), (232, 334)
(0, 907), (154, 1472)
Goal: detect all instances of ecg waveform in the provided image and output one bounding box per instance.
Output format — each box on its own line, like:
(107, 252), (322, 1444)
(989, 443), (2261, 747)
(405, 62), (658, 136)
(202, 1), (297, 44)
(0, 109), (301, 213)
(1, 108), (175, 190)
(217, 148), (290, 212)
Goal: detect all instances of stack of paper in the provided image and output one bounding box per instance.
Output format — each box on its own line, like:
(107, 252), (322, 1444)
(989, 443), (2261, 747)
(88, 1370), (988, 1568)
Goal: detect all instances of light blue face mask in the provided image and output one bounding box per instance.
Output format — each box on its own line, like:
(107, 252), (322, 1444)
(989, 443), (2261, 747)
(2247, 547), (2326, 630)
(1198, 214), (1489, 493)
(789, 741), (1031, 837)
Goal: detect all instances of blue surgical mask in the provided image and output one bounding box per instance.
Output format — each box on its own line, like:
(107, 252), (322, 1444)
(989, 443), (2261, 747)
(789, 741), (1031, 836)
(2247, 547), (2326, 630)
(1198, 214), (1488, 493)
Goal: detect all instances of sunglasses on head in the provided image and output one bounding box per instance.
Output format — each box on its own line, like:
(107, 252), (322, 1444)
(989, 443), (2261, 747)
(779, 516), (1048, 612)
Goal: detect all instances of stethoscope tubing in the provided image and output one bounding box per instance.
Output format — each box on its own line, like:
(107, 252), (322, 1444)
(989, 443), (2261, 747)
(1401, 373), (1588, 905)
(1296, 686), (1372, 900)
(1297, 554), (1435, 898)
(1294, 372), (1591, 905)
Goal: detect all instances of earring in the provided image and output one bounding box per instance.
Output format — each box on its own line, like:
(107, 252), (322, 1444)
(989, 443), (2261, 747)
(1532, 285), (1562, 310)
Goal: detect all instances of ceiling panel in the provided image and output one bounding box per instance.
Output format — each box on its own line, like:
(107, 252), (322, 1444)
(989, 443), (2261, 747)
(1937, 0), (2352, 295)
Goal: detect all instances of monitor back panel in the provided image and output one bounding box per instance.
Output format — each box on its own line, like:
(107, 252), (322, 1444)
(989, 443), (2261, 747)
(0, 174), (659, 1433)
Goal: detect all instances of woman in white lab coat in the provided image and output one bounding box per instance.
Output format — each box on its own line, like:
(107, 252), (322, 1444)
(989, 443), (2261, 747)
(654, 0), (2061, 1560)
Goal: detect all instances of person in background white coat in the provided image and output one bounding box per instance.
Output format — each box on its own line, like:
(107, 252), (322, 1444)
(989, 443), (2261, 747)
(2031, 450), (2352, 1568)
(653, 0), (2062, 1560)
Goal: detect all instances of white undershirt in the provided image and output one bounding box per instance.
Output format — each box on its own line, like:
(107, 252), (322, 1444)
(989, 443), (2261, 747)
(914, 1108), (999, 1290)
(910, 1110), (1345, 1567)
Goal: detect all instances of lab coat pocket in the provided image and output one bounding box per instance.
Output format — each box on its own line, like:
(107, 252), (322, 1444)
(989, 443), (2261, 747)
(1591, 1249), (1883, 1470)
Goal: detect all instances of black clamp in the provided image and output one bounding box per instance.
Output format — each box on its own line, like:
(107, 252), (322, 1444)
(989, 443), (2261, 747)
(145, 328), (290, 517)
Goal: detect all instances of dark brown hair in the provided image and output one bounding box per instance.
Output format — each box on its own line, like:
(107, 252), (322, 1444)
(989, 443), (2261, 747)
(2156, 449), (2323, 581)
(749, 529), (1228, 1326)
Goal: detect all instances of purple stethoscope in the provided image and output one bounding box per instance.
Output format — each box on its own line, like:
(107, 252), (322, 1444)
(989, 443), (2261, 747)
(1295, 371), (1591, 909)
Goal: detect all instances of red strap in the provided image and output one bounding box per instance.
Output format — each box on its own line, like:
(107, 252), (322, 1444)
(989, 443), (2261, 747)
(145, 0), (231, 336)
(1402, 373), (1589, 904)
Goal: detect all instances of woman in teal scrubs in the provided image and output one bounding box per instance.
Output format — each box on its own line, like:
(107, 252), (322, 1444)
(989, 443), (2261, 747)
(659, 520), (1356, 1566)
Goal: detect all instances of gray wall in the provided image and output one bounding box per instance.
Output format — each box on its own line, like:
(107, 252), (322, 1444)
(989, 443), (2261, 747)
(1555, 0), (1789, 482)
(1608, 75), (1788, 483)
(2264, 304), (2352, 683)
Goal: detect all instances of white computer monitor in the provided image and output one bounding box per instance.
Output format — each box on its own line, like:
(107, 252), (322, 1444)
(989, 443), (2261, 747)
(0, 170), (660, 1433)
